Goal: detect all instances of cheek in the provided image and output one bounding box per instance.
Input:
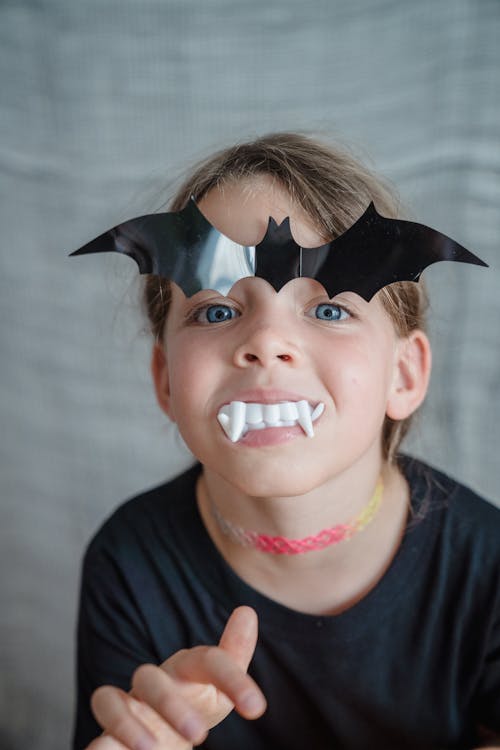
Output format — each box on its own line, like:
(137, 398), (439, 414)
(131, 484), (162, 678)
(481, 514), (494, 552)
(322, 340), (365, 383)
(164, 346), (196, 421)
(166, 339), (222, 420)
(320, 338), (393, 407)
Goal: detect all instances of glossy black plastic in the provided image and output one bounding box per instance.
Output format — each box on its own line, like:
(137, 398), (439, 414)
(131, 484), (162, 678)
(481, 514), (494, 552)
(70, 199), (487, 300)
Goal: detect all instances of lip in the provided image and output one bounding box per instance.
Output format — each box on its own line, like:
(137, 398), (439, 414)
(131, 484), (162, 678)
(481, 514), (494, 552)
(215, 391), (326, 446)
(239, 423), (306, 447)
(217, 388), (320, 409)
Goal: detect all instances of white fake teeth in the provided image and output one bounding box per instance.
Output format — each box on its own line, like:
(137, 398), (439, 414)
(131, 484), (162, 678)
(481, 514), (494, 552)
(217, 400), (325, 443)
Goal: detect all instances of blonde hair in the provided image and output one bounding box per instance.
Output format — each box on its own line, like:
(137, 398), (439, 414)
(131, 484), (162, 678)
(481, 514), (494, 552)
(142, 132), (428, 460)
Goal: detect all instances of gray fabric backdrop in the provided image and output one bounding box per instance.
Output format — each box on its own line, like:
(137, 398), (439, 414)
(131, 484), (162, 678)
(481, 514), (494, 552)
(1, 1), (499, 748)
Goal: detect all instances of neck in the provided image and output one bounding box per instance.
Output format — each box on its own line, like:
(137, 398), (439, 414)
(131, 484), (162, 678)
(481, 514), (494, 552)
(196, 458), (410, 614)
(197, 451), (406, 572)
(206, 477), (384, 555)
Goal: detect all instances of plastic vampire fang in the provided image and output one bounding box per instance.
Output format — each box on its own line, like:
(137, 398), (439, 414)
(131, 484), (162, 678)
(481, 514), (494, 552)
(217, 400), (325, 443)
(70, 198), (488, 300)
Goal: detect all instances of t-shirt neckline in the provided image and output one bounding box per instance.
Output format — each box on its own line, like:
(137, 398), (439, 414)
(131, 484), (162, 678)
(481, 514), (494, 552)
(173, 456), (442, 641)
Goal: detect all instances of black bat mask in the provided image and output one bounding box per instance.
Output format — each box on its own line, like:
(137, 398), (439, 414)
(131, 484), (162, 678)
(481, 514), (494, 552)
(70, 198), (487, 300)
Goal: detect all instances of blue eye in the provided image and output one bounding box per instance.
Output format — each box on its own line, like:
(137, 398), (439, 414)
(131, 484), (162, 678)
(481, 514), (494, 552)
(204, 304), (238, 323)
(313, 303), (349, 321)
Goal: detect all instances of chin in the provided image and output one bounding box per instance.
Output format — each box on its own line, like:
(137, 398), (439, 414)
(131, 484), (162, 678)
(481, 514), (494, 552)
(218, 457), (334, 498)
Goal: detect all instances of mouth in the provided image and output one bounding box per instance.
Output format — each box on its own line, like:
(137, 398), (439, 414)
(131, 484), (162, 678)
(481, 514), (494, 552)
(216, 399), (325, 443)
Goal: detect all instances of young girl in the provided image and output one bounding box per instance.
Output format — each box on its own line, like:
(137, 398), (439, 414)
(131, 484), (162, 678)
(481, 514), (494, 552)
(73, 134), (500, 750)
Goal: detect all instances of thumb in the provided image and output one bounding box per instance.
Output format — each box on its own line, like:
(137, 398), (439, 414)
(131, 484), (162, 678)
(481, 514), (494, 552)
(218, 606), (259, 672)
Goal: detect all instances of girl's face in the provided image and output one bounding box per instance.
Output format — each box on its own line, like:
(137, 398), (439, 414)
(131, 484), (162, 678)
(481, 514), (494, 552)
(153, 177), (430, 497)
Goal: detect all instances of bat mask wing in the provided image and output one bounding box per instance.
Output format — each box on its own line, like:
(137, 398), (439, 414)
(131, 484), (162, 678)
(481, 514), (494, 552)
(70, 198), (487, 299)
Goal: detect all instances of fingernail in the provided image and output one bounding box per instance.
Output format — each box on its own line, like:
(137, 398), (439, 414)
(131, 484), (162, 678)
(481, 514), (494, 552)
(180, 715), (206, 743)
(239, 691), (265, 716)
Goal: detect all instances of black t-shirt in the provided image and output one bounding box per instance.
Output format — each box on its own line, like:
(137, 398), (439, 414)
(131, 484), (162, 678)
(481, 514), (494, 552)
(73, 457), (500, 749)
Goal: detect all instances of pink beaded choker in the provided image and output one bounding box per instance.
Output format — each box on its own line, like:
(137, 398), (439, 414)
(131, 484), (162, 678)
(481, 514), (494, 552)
(206, 479), (384, 555)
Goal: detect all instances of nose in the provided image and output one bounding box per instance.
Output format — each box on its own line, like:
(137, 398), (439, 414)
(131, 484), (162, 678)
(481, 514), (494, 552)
(233, 322), (301, 368)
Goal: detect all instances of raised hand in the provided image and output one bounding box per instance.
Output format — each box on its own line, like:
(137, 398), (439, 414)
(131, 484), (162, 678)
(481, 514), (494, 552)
(87, 606), (266, 749)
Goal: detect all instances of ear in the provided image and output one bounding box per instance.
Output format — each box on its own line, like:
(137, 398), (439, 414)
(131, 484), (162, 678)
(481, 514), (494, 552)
(386, 330), (432, 421)
(151, 342), (176, 422)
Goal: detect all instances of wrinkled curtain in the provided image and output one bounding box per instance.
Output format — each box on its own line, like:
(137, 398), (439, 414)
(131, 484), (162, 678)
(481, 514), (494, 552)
(1, 2), (499, 747)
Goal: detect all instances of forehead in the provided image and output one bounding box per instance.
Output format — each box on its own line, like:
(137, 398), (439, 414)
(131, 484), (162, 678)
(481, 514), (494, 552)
(197, 176), (325, 249)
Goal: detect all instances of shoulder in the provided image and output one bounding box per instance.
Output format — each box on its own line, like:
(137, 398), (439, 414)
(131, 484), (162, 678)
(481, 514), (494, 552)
(83, 462), (202, 567)
(401, 454), (499, 520)
(400, 454), (500, 571)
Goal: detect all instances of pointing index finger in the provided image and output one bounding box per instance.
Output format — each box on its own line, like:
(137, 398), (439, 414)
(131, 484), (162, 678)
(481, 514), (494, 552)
(218, 606), (259, 672)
